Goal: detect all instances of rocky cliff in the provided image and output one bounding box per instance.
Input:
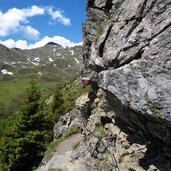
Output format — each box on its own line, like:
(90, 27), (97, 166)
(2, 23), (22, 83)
(38, 0), (171, 170)
(82, 0), (171, 145)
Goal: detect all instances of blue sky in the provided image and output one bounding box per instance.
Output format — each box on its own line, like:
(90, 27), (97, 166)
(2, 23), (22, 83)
(0, 0), (86, 49)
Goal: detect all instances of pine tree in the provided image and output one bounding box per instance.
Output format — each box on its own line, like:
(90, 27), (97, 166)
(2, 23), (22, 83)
(51, 86), (64, 123)
(0, 76), (53, 171)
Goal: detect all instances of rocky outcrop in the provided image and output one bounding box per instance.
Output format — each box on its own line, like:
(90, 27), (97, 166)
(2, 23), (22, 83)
(82, 0), (171, 145)
(38, 90), (171, 170)
(72, 89), (171, 170)
(54, 109), (82, 139)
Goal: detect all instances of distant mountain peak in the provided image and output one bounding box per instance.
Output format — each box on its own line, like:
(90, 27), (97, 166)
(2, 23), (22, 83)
(46, 42), (60, 46)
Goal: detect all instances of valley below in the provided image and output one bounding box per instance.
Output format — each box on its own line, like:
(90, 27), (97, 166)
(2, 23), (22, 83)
(0, 43), (82, 113)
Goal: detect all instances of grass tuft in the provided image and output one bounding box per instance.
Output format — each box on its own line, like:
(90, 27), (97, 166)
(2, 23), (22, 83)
(64, 127), (80, 138)
(72, 140), (81, 150)
(44, 138), (64, 160)
(96, 126), (105, 139)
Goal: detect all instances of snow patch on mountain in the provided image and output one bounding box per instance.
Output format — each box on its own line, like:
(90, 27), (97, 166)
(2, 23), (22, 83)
(1, 69), (13, 75)
(11, 62), (16, 65)
(69, 50), (74, 55)
(4, 61), (16, 67)
(49, 58), (54, 62)
(33, 57), (40, 62)
(56, 52), (61, 56)
(73, 57), (80, 64)
(4, 62), (10, 65)
(27, 58), (39, 65)
(31, 61), (39, 65)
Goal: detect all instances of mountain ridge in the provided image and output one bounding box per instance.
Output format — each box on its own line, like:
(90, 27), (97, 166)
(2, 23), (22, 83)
(0, 42), (82, 82)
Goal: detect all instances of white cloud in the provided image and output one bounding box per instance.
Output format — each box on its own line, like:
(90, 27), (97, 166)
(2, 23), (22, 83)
(20, 26), (40, 40)
(0, 6), (45, 37)
(15, 40), (28, 49)
(0, 6), (71, 39)
(0, 39), (28, 49)
(47, 7), (71, 26)
(25, 5), (45, 17)
(0, 39), (16, 48)
(0, 36), (82, 49)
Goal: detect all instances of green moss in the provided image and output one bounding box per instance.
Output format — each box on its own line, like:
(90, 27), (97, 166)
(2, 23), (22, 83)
(115, 0), (125, 10)
(55, 169), (63, 171)
(95, 23), (104, 37)
(96, 126), (105, 139)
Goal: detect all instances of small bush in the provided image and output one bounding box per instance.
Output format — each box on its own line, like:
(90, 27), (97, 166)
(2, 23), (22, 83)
(94, 158), (100, 166)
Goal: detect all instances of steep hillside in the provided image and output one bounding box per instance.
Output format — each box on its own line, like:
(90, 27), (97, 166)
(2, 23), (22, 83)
(0, 44), (26, 63)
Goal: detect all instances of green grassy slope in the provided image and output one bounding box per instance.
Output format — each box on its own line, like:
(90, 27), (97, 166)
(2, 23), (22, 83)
(0, 80), (54, 110)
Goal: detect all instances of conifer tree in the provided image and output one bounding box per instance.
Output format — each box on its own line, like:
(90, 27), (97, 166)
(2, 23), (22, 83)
(0, 76), (52, 171)
(51, 86), (64, 123)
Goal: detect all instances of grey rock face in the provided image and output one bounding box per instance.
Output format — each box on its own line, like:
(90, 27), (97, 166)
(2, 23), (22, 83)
(82, 0), (171, 144)
(75, 93), (92, 118)
(74, 89), (170, 171)
(54, 109), (82, 139)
